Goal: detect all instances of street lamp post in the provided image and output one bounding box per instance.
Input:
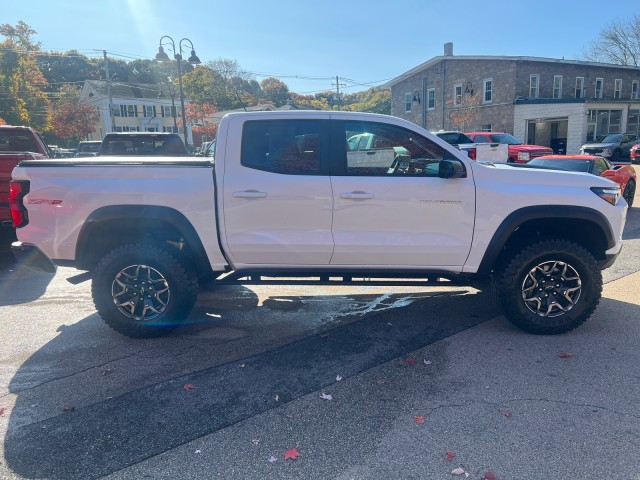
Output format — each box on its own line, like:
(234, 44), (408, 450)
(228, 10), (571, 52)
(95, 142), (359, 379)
(155, 36), (201, 148)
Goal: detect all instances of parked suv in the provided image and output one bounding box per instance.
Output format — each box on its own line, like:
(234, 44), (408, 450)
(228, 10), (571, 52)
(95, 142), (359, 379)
(75, 140), (102, 157)
(580, 133), (638, 162)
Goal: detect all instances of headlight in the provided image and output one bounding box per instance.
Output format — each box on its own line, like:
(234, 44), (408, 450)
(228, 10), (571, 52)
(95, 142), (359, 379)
(517, 151), (531, 161)
(591, 186), (621, 205)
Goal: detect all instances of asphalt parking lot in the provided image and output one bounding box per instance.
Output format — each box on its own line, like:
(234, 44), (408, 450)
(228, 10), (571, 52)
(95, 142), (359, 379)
(1, 183), (639, 480)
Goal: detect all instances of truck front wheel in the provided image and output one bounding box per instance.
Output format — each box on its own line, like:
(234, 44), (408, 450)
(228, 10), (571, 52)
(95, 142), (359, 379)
(497, 239), (602, 334)
(92, 243), (199, 337)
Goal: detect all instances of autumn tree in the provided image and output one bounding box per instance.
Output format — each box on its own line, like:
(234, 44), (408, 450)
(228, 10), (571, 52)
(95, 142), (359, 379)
(583, 14), (640, 66)
(185, 102), (218, 141)
(50, 84), (99, 143)
(342, 88), (391, 114)
(448, 92), (482, 132)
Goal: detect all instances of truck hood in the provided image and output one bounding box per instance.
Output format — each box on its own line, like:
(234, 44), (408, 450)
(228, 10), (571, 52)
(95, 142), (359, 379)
(507, 144), (552, 153)
(581, 142), (616, 149)
(475, 161), (617, 188)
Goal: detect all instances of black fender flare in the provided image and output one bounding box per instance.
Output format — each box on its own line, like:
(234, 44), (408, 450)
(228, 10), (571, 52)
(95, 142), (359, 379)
(75, 205), (211, 273)
(477, 205), (615, 275)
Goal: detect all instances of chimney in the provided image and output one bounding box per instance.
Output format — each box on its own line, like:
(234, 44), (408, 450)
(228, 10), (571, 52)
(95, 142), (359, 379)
(444, 42), (453, 56)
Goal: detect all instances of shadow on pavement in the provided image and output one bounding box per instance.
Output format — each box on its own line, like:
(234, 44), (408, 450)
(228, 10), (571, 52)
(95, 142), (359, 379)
(3, 287), (497, 479)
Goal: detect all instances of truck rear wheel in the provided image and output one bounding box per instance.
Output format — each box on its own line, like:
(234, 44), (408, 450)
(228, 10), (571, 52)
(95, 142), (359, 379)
(497, 239), (601, 334)
(92, 244), (198, 337)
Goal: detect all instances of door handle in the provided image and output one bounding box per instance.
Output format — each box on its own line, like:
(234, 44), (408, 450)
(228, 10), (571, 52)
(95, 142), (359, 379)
(233, 191), (267, 198)
(340, 192), (375, 199)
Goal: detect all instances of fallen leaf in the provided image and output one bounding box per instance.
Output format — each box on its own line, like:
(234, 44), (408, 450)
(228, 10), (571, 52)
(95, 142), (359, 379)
(500, 410), (513, 418)
(406, 357), (416, 365)
(424, 359), (433, 365)
(558, 352), (573, 359)
(0, 407), (7, 417)
(336, 375), (343, 382)
(445, 450), (456, 462)
(183, 383), (196, 391)
(195, 449), (201, 454)
(284, 448), (301, 461)
(239, 364), (245, 368)
(452, 467), (466, 475)
(414, 415), (425, 424)
(320, 393), (333, 401)
(62, 404), (75, 412)
(275, 395), (280, 402)
(483, 472), (496, 480)
(268, 455), (278, 463)
(102, 368), (114, 376)
(251, 439), (260, 445)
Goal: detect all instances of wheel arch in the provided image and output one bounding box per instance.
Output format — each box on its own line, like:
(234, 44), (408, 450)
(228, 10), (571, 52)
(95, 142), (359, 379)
(75, 205), (213, 275)
(477, 205), (615, 276)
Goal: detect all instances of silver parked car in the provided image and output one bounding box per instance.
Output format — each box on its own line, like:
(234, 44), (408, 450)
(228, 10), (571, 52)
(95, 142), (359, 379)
(580, 133), (638, 162)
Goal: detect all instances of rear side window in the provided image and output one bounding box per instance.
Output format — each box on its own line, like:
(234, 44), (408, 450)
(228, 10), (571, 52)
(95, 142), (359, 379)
(241, 120), (321, 174)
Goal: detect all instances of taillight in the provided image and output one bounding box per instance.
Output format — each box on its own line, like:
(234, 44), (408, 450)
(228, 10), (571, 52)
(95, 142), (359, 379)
(468, 148), (476, 160)
(9, 180), (30, 228)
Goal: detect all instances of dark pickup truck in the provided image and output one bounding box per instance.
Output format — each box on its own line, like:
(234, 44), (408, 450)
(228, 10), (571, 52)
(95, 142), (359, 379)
(1, 125), (50, 228)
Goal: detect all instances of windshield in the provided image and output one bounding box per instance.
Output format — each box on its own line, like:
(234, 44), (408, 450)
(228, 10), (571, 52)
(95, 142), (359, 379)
(601, 134), (622, 143)
(528, 159), (591, 172)
(489, 133), (522, 145)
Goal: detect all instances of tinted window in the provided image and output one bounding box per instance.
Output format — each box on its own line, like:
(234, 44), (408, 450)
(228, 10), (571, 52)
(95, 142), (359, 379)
(0, 130), (38, 152)
(436, 132), (473, 145)
(342, 121), (452, 176)
(241, 120), (321, 174)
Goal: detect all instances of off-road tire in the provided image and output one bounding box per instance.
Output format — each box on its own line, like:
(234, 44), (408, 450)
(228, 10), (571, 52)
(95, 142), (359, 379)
(92, 243), (198, 337)
(623, 180), (635, 208)
(497, 238), (601, 334)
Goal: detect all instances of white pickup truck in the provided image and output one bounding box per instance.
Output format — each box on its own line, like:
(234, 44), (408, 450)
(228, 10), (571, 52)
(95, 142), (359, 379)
(9, 111), (627, 337)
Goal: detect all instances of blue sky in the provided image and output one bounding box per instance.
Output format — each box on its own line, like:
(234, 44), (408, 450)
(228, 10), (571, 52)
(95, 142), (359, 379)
(5, 1), (639, 94)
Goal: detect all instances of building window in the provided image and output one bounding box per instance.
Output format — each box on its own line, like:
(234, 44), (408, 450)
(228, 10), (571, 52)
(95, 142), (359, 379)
(144, 105), (155, 117)
(128, 105), (138, 117)
(632, 80), (639, 100)
(113, 104), (121, 117)
(405, 93), (412, 113)
(614, 79), (622, 99)
(575, 77), (584, 99)
(454, 84), (462, 106)
(481, 124), (492, 132)
(483, 78), (492, 103)
(627, 109), (639, 135)
(586, 109), (623, 141)
(163, 126), (179, 133)
(553, 75), (562, 99)
(595, 78), (603, 99)
(529, 75), (540, 98)
(427, 88), (435, 109)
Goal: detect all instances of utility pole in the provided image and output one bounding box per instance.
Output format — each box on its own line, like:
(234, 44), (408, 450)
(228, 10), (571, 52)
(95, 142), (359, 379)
(104, 50), (115, 133)
(333, 76), (346, 110)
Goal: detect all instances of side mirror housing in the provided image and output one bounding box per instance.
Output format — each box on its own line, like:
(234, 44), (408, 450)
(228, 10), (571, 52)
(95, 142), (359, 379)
(439, 159), (466, 178)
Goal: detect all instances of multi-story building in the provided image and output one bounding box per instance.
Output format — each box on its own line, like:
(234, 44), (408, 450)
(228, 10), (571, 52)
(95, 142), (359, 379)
(387, 43), (640, 154)
(79, 80), (189, 142)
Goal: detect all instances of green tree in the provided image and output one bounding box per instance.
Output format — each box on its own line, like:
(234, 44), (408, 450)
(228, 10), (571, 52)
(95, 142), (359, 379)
(0, 20), (40, 49)
(261, 77), (290, 107)
(181, 65), (232, 109)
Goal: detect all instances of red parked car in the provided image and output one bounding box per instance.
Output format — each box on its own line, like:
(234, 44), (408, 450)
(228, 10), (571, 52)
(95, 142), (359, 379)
(631, 143), (640, 164)
(528, 154), (636, 207)
(465, 132), (552, 164)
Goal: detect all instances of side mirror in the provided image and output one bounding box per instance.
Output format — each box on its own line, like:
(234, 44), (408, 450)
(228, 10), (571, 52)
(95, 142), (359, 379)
(439, 159), (466, 178)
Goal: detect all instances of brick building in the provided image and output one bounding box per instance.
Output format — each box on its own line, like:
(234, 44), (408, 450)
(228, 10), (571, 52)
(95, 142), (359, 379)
(387, 43), (640, 154)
